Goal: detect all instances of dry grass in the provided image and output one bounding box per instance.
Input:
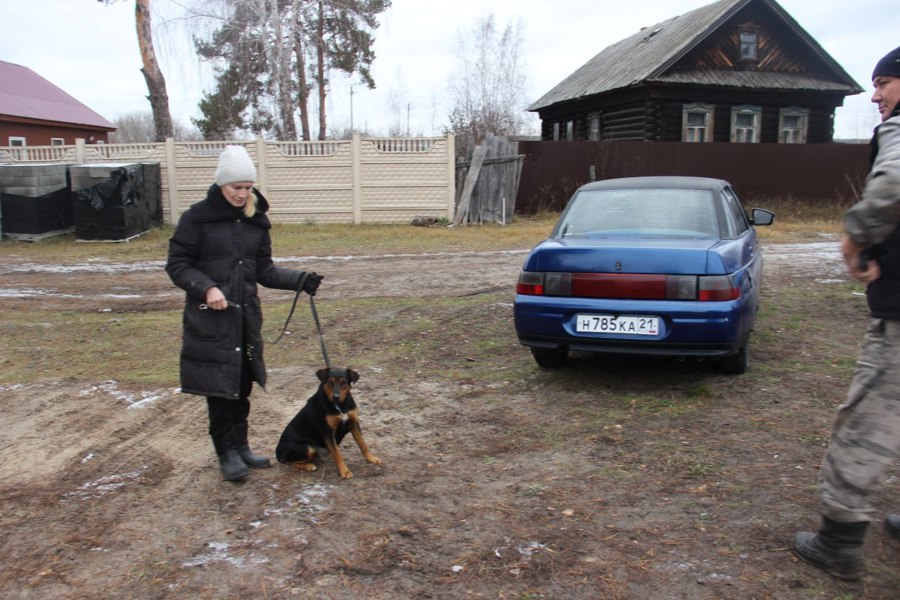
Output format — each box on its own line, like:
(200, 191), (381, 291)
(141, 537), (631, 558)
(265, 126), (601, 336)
(0, 198), (848, 386)
(750, 194), (851, 242)
(0, 200), (846, 264)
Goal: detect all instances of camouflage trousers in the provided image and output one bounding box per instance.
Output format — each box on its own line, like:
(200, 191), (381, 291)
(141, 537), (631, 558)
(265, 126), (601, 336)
(818, 318), (900, 523)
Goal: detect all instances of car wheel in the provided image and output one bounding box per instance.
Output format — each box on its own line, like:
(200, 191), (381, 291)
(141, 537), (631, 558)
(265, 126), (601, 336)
(719, 340), (749, 375)
(531, 346), (569, 368)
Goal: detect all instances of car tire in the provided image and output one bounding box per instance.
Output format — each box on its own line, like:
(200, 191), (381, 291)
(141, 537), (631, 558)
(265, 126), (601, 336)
(531, 346), (569, 368)
(719, 340), (749, 375)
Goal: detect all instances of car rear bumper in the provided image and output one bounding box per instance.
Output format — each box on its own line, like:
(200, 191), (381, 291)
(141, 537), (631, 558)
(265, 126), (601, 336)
(513, 295), (751, 358)
(517, 334), (744, 358)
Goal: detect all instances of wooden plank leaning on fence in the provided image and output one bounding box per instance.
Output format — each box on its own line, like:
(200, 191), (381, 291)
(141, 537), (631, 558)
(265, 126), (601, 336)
(454, 142), (488, 226)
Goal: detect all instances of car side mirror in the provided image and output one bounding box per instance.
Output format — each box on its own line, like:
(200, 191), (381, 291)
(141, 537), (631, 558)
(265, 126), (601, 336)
(750, 208), (774, 226)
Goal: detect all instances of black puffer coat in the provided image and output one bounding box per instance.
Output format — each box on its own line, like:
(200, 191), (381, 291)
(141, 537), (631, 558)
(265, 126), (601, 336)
(166, 185), (304, 398)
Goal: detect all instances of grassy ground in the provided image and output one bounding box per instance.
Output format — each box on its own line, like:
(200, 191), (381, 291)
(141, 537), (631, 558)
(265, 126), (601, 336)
(0, 197), (849, 387)
(0, 193), (851, 262)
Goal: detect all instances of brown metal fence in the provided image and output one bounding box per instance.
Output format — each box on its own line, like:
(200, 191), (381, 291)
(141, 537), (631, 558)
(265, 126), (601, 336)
(515, 141), (870, 214)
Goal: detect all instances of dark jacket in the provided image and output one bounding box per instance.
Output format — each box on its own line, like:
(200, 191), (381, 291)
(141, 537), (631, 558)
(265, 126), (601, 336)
(166, 185), (304, 398)
(845, 106), (900, 319)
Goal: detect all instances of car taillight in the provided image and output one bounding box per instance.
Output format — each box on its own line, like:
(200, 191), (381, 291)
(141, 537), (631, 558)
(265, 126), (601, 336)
(516, 271), (571, 295)
(698, 275), (740, 300)
(518, 271), (740, 301)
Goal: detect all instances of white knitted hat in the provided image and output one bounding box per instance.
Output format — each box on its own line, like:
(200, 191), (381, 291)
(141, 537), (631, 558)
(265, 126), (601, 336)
(215, 145), (256, 186)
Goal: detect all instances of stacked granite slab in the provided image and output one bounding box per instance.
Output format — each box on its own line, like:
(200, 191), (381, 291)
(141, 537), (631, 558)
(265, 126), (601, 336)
(0, 163), (73, 237)
(69, 163), (162, 241)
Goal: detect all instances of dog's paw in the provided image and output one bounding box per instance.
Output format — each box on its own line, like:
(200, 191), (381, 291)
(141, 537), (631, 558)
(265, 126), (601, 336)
(293, 462), (317, 472)
(339, 469), (354, 479)
(366, 454), (382, 465)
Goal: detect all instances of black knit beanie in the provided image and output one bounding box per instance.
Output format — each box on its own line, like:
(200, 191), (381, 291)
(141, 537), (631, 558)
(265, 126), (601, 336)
(872, 47), (900, 79)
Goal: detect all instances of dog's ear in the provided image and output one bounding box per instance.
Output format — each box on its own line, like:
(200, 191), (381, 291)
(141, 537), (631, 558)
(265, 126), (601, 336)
(316, 368), (328, 382)
(346, 368), (359, 384)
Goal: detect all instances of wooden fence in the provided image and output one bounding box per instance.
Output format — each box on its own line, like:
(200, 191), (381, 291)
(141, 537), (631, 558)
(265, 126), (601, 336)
(515, 140), (871, 214)
(0, 135), (456, 225)
(454, 133), (524, 225)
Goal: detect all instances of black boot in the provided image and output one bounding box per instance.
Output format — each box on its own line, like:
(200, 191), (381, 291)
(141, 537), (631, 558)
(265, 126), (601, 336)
(234, 421), (271, 468)
(237, 445), (271, 468)
(886, 514), (900, 540)
(208, 399), (251, 480)
(217, 449), (250, 481)
(793, 516), (868, 580)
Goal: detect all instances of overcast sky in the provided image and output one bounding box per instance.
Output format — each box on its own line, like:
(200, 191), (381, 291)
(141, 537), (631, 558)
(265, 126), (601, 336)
(1, 0), (895, 140)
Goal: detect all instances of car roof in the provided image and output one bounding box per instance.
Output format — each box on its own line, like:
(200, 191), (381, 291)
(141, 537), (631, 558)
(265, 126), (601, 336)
(577, 176), (729, 192)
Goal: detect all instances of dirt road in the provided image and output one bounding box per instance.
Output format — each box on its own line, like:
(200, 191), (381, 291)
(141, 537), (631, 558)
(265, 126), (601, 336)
(2, 238), (898, 599)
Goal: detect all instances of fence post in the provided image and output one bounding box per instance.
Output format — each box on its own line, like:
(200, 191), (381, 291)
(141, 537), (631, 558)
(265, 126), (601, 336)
(352, 132), (362, 224)
(446, 133), (456, 221)
(75, 138), (86, 163)
(255, 137), (268, 197)
(165, 137), (179, 223)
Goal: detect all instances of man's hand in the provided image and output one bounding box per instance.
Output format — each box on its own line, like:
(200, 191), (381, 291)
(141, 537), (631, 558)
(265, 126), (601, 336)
(841, 234), (881, 284)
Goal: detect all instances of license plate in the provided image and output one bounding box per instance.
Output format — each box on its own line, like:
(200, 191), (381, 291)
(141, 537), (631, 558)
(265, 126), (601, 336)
(575, 314), (659, 336)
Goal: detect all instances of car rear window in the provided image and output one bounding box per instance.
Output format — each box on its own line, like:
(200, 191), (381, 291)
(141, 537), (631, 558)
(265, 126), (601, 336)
(557, 188), (718, 238)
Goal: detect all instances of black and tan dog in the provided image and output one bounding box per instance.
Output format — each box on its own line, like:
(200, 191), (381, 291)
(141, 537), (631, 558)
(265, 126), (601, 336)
(276, 367), (381, 479)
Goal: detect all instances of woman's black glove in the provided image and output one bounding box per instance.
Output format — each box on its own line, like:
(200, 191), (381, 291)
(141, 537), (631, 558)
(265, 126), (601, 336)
(301, 272), (323, 296)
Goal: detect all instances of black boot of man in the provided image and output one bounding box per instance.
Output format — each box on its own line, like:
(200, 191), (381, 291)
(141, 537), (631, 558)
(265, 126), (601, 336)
(793, 517), (868, 580)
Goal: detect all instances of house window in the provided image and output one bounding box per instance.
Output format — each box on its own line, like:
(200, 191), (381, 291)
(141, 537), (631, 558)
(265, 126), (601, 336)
(566, 121), (574, 141)
(740, 31), (758, 61)
(589, 115), (601, 141)
(51, 138), (65, 146)
(553, 122), (561, 141)
(8, 136), (26, 147)
(731, 105), (761, 143)
(778, 107), (809, 143)
(682, 103), (713, 142)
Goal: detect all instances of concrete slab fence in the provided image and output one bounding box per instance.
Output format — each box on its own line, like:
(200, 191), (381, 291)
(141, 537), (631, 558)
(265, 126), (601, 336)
(0, 134), (457, 225)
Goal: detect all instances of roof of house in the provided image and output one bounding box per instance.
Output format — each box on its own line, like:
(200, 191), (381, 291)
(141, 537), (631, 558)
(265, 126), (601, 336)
(0, 60), (116, 130)
(528, 0), (863, 112)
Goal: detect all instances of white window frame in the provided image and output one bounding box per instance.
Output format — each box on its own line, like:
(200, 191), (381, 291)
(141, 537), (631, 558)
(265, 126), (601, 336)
(589, 114), (601, 141)
(552, 122), (560, 141)
(682, 103), (714, 142)
(566, 121), (574, 141)
(778, 107), (809, 144)
(740, 31), (758, 61)
(8, 136), (26, 147)
(730, 105), (761, 143)
(51, 138), (65, 146)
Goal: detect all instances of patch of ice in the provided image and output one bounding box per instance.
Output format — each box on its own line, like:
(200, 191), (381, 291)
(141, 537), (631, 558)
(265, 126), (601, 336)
(64, 465), (148, 501)
(516, 541), (547, 560)
(181, 541), (270, 569)
(264, 483), (332, 529)
(79, 380), (168, 409)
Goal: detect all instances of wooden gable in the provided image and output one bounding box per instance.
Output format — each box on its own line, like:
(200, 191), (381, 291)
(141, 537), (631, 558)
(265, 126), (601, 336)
(530, 0), (862, 143)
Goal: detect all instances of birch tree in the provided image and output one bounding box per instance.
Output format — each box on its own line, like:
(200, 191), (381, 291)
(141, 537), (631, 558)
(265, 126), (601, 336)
(448, 14), (530, 142)
(192, 0), (389, 140)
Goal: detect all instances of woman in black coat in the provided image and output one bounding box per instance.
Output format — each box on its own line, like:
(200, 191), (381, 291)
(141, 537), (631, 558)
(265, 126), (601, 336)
(166, 145), (321, 481)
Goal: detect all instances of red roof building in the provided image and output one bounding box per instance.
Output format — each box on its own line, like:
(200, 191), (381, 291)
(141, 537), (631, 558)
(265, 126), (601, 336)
(0, 60), (116, 147)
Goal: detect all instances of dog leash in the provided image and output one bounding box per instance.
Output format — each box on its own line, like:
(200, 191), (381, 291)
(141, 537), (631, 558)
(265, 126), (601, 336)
(308, 293), (331, 369)
(271, 273), (332, 369)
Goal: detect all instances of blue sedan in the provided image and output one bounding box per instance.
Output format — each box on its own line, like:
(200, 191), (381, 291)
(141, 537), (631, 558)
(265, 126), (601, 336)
(513, 176), (774, 374)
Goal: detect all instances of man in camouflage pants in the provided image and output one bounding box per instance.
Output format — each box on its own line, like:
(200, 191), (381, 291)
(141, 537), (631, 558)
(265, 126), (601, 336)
(793, 46), (900, 580)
